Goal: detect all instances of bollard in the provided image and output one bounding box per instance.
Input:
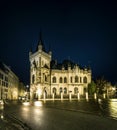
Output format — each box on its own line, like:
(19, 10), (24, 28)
(69, 93), (72, 100)
(94, 93), (97, 99)
(77, 92), (80, 100)
(103, 93), (106, 99)
(61, 92), (63, 100)
(86, 92), (88, 100)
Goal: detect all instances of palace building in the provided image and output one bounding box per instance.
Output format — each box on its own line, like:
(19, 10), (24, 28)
(29, 34), (91, 100)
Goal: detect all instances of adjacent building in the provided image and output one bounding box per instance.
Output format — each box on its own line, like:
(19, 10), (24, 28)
(0, 61), (25, 100)
(29, 34), (92, 100)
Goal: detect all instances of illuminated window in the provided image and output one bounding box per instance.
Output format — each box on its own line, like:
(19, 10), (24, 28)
(74, 87), (78, 94)
(64, 87), (67, 94)
(52, 76), (56, 83)
(64, 77), (67, 83)
(59, 77), (62, 83)
(83, 76), (87, 83)
(75, 76), (79, 83)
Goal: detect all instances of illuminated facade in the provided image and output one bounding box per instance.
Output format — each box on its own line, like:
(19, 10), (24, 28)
(0, 62), (19, 100)
(29, 35), (91, 100)
(0, 63), (8, 99)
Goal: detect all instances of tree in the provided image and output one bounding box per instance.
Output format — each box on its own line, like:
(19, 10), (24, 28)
(95, 76), (108, 94)
(88, 81), (96, 95)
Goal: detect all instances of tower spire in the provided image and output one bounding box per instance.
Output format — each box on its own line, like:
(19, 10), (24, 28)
(36, 30), (45, 51)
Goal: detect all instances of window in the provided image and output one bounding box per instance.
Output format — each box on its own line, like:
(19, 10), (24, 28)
(70, 77), (73, 83)
(32, 75), (35, 84)
(64, 87), (67, 94)
(74, 87), (78, 94)
(5, 76), (8, 82)
(52, 77), (56, 83)
(60, 87), (62, 93)
(59, 77), (62, 83)
(83, 76), (87, 83)
(45, 75), (47, 82)
(80, 77), (82, 83)
(75, 76), (79, 83)
(64, 77), (67, 83)
(53, 87), (56, 95)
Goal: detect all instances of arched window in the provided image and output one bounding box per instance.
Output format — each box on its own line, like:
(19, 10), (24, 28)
(53, 87), (56, 95)
(52, 76), (56, 83)
(74, 87), (78, 94)
(75, 76), (79, 83)
(64, 87), (67, 94)
(83, 76), (87, 83)
(64, 77), (67, 83)
(32, 75), (35, 84)
(59, 77), (63, 83)
(60, 87), (62, 93)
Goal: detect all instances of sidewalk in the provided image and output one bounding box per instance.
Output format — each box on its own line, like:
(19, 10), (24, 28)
(0, 113), (31, 130)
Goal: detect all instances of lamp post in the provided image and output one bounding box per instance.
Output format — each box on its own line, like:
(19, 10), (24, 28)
(26, 85), (29, 100)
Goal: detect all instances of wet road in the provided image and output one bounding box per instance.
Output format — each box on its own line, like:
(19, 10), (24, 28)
(2, 99), (117, 130)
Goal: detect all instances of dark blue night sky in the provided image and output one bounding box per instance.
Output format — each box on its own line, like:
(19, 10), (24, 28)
(0, 1), (117, 85)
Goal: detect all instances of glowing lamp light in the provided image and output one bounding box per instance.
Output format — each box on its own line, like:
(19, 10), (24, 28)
(37, 89), (42, 95)
(1, 114), (4, 119)
(112, 87), (116, 91)
(34, 101), (43, 107)
(23, 101), (30, 106)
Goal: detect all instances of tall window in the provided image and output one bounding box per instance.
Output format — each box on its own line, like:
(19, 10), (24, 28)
(59, 77), (63, 83)
(64, 77), (67, 83)
(83, 76), (87, 83)
(64, 87), (67, 94)
(32, 75), (35, 84)
(74, 87), (78, 94)
(70, 77), (73, 83)
(80, 77), (82, 83)
(53, 87), (56, 94)
(52, 76), (56, 83)
(45, 75), (47, 82)
(75, 76), (79, 83)
(60, 87), (62, 93)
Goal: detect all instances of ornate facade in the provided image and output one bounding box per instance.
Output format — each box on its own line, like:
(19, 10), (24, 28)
(29, 35), (91, 100)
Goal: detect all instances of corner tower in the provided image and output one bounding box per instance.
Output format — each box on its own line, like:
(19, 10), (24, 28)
(29, 33), (52, 100)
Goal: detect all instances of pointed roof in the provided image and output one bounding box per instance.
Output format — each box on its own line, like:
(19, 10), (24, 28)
(36, 31), (45, 51)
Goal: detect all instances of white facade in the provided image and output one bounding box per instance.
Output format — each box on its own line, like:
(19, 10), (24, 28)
(29, 37), (91, 99)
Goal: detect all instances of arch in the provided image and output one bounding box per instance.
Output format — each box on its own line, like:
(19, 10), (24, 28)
(64, 77), (67, 83)
(59, 77), (63, 83)
(52, 76), (56, 83)
(74, 87), (78, 94)
(83, 76), (87, 83)
(75, 76), (79, 83)
(64, 87), (67, 94)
